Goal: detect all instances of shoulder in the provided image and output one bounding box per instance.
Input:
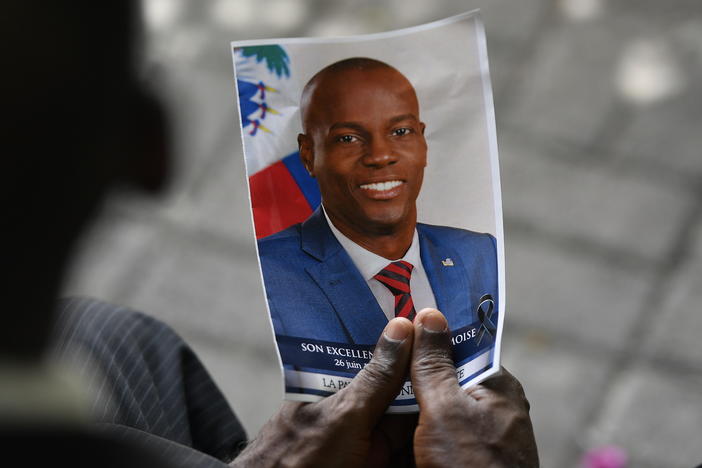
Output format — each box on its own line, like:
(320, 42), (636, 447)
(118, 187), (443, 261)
(54, 296), (156, 333)
(417, 223), (496, 249)
(257, 223), (303, 257)
(417, 224), (497, 278)
(52, 296), (177, 348)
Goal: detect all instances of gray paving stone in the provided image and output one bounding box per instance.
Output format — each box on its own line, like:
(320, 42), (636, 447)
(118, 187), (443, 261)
(124, 234), (272, 353)
(61, 212), (157, 301)
(476, 0), (551, 106)
(586, 364), (702, 467)
(501, 333), (610, 468)
(182, 0), (311, 49)
(162, 67), (237, 180)
(645, 255), (702, 368)
(504, 15), (648, 146)
(166, 141), (258, 243)
(471, 0), (548, 45)
(140, 65), (238, 212)
(486, 39), (520, 113)
(609, 4), (702, 176)
(693, 218), (702, 258)
(505, 232), (652, 350)
(615, 93), (702, 178)
(185, 337), (282, 437)
(500, 133), (694, 263)
(610, 0), (702, 23)
(303, 0), (437, 37)
(304, 0), (546, 47)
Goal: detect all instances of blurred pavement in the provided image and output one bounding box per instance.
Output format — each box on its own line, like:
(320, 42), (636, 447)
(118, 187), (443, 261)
(62, 1), (702, 466)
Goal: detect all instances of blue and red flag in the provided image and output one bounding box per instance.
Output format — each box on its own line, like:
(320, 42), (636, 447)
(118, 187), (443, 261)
(234, 45), (320, 238)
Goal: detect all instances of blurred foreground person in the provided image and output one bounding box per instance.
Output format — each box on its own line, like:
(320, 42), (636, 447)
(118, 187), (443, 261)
(2, 2), (537, 466)
(3, 2), (233, 466)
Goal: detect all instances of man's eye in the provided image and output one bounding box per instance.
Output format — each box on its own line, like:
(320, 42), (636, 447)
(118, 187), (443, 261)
(337, 135), (358, 143)
(393, 127), (412, 136)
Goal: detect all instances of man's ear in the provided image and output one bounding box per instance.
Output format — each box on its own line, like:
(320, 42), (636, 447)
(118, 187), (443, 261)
(419, 122), (428, 168)
(298, 133), (315, 177)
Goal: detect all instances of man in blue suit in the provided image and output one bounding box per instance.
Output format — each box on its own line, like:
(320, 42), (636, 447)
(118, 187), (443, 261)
(258, 57), (498, 345)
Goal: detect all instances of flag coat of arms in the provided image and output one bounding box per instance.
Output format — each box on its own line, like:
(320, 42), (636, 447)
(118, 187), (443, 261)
(234, 45), (320, 239)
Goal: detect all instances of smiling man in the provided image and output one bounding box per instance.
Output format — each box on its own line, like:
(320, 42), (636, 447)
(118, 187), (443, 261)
(258, 57), (498, 345)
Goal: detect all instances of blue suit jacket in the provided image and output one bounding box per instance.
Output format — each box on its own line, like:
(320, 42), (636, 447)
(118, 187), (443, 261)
(258, 208), (498, 345)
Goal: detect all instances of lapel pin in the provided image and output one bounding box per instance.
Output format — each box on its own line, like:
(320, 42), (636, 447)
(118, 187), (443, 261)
(441, 258), (454, 267)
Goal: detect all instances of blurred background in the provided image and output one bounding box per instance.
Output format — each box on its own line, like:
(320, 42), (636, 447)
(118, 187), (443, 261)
(62, 1), (702, 467)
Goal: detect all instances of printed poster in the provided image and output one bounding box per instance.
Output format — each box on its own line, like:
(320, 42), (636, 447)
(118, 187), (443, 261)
(231, 10), (505, 412)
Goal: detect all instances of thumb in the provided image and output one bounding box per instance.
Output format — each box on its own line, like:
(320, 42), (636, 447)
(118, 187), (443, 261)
(332, 317), (414, 423)
(411, 308), (460, 412)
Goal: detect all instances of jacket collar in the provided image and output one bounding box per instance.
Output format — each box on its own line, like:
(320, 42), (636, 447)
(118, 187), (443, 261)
(301, 207), (341, 262)
(300, 207), (387, 344)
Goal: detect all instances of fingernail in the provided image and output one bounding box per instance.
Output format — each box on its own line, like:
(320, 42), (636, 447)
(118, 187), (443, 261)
(384, 318), (411, 342)
(418, 309), (448, 332)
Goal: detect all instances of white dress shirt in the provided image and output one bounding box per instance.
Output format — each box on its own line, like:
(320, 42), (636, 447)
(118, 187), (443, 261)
(323, 207), (438, 322)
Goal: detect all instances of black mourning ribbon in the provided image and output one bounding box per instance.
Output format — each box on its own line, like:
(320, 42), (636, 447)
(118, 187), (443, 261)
(476, 294), (496, 346)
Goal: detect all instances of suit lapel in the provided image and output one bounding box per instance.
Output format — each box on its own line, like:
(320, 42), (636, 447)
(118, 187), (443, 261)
(302, 209), (387, 345)
(419, 226), (472, 326)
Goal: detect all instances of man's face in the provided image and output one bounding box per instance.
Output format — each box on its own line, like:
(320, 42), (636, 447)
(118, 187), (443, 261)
(300, 66), (427, 236)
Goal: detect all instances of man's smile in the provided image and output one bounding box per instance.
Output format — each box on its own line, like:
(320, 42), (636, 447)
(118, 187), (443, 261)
(358, 179), (405, 199)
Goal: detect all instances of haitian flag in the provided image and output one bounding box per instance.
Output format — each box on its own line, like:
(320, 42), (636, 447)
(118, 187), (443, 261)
(233, 45), (321, 239)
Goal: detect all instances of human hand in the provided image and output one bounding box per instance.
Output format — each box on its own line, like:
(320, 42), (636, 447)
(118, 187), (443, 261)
(232, 317), (416, 468)
(410, 308), (539, 468)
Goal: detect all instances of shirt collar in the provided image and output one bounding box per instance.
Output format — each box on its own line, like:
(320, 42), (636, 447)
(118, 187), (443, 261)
(322, 205), (421, 280)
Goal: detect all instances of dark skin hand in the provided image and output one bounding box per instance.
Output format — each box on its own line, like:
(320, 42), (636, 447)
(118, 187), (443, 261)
(232, 309), (538, 467)
(231, 317), (416, 467)
(411, 309), (539, 468)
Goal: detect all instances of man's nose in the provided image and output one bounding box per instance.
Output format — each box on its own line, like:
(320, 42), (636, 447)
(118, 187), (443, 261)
(363, 137), (397, 167)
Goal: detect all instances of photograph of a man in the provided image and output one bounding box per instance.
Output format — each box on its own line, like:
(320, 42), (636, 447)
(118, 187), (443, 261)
(258, 57), (498, 345)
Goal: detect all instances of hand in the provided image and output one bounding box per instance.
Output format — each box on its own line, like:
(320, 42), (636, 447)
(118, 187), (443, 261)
(232, 317), (416, 468)
(410, 309), (539, 468)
